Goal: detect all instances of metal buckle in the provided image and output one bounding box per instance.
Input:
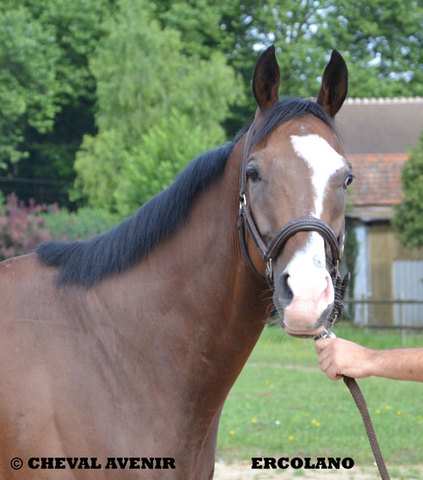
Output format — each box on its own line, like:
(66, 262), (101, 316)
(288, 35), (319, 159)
(334, 259), (340, 278)
(313, 329), (337, 341)
(239, 193), (247, 215)
(265, 258), (273, 281)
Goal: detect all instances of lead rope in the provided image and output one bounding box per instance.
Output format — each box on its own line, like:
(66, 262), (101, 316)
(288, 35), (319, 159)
(315, 331), (390, 480)
(342, 376), (390, 479)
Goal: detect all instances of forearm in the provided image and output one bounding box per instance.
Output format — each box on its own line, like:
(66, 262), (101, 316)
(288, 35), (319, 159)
(366, 348), (423, 382)
(316, 338), (423, 382)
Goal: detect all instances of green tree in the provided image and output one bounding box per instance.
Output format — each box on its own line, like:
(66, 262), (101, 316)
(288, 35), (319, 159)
(155, 0), (423, 133)
(240, 0), (334, 97)
(3, 0), (422, 208)
(0, 0), (112, 199)
(324, 0), (423, 97)
(153, 0), (259, 136)
(238, 0), (423, 98)
(393, 132), (423, 248)
(0, 6), (60, 168)
(156, 0), (233, 59)
(113, 110), (224, 216)
(74, 0), (242, 214)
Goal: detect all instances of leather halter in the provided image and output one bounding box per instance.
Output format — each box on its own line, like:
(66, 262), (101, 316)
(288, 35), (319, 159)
(237, 124), (350, 327)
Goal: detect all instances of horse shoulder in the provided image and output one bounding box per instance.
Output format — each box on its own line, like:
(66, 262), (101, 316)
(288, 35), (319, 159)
(0, 252), (51, 282)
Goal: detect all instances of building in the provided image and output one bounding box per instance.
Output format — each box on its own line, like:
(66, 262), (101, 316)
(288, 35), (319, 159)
(336, 98), (423, 326)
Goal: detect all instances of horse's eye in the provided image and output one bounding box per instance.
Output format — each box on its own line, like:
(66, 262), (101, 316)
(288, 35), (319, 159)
(344, 174), (354, 188)
(246, 166), (262, 183)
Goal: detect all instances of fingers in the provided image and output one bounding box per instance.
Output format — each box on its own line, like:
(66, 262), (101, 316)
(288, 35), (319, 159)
(315, 337), (331, 354)
(315, 337), (342, 380)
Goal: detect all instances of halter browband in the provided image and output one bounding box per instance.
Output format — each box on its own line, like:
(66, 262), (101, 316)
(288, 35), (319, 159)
(237, 124), (349, 326)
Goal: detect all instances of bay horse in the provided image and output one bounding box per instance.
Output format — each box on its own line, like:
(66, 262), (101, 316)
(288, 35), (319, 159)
(0, 46), (351, 479)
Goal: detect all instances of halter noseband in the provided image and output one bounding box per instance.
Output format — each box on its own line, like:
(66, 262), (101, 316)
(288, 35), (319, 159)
(237, 124), (350, 327)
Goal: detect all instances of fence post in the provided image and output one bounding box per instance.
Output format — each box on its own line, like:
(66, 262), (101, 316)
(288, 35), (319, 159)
(363, 293), (368, 328)
(400, 292), (406, 345)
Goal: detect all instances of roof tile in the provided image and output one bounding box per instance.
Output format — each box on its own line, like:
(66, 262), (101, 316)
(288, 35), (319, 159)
(347, 153), (408, 207)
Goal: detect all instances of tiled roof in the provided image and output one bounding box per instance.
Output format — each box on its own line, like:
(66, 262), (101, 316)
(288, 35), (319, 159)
(336, 98), (423, 154)
(347, 153), (408, 207)
(336, 98), (422, 220)
(346, 153), (408, 220)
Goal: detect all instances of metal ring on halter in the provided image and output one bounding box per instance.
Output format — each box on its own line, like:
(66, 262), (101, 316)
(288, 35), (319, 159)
(265, 258), (273, 281)
(313, 329), (337, 341)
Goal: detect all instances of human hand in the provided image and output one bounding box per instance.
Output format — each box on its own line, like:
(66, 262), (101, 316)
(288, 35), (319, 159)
(315, 337), (373, 380)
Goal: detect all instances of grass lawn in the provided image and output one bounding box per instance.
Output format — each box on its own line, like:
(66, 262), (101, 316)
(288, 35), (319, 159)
(217, 325), (423, 467)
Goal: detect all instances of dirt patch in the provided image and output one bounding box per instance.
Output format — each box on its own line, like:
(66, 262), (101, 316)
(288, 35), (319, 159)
(214, 460), (423, 479)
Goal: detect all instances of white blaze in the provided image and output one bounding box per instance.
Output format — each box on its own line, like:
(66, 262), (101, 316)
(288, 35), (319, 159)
(290, 134), (345, 217)
(281, 134), (345, 332)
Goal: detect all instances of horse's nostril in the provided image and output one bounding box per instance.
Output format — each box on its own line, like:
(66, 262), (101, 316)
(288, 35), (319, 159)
(280, 273), (293, 307)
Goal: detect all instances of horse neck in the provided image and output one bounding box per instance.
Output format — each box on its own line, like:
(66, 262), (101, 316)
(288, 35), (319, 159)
(156, 137), (270, 421)
(96, 137), (269, 409)
(150, 136), (270, 359)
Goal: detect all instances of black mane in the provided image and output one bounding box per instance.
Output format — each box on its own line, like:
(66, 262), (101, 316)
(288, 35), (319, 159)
(36, 142), (234, 287)
(36, 97), (334, 287)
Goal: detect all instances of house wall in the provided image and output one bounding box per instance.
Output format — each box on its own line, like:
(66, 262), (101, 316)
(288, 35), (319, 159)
(351, 224), (370, 324)
(368, 223), (423, 325)
(369, 223), (396, 324)
(393, 260), (423, 326)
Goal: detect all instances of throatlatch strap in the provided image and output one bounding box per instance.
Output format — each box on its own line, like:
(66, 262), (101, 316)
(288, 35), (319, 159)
(343, 376), (391, 480)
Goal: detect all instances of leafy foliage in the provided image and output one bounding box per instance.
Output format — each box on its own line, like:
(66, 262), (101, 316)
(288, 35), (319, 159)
(74, 0), (242, 214)
(113, 110), (225, 216)
(343, 220), (359, 320)
(1, 0), (423, 210)
(0, 6), (59, 167)
(0, 0), (112, 197)
(41, 207), (119, 241)
(239, 0), (334, 97)
(0, 194), (52, 260)
(324, 0), (423, 97)
(0, 192), (119, 260)
(393, 132), (423, 248)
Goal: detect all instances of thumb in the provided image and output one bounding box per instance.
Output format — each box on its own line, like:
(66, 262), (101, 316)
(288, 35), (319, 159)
(315, 338), (332, 354)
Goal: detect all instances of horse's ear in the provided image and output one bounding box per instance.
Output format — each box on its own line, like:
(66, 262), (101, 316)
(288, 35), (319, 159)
(252, 45), (280, 112)
(317, 50), (348, 117)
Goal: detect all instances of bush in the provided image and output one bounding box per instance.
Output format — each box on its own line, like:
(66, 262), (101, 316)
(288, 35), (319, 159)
(393, 131), (423, 248)
(41, 207), (119, 241)
(0, 193), (119, 261)
(114, 110), (224, 216)
(0, 193), (52, 260)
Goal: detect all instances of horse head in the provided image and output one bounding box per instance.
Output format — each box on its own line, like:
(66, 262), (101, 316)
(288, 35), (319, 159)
(240, 46), (352, 338)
